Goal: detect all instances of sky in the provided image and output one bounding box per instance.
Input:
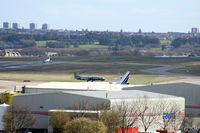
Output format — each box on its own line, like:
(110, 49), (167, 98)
(0, 0), (200, 33)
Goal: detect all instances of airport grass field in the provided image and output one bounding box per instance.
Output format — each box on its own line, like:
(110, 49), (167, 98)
(169, 62), (200, 76)
(0, 56), (199, 84)
(0, 72), (179, 85)
(36, 40), (108, 49)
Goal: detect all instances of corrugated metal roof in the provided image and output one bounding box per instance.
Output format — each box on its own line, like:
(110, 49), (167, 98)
(123, 82), (200, 106)
(187, 82), (200, 85)
(26, 82), (143, 91)
(64, 90), (180, 99)
(123, 82), (200, 91)
(16, 90), (181, 100)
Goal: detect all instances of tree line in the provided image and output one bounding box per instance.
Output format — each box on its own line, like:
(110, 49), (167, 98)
(1, 31), (200, 56)
(0, 32), (160, 49)
(171, 37), (200, 48)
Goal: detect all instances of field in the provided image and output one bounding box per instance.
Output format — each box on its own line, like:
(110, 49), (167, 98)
(169, 62), (200, 76)
(0, 72), (179, 85)
(79, 44), (108, 49)
(160, 40), (171, 44)
(36, 40), (108, 49)
(36, 40), (56, 47)
(0, 56), (199, 85)
(151, 48), (162, 51)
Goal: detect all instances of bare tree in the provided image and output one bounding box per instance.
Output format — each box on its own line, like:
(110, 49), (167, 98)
(157, 100), (174, 130)
(3, 105), (36, 132)
(181, 114), (194, 129)
(156, 100), (184, 130)
(170, 105), (184, 131)
(135, 96), (159, 132)
(71, 100), (110, 119)
(113, 100), (138, 133)
(71, 100), (91, 118)
(72, 100), (90, 110)
(93, 101), (110, 111)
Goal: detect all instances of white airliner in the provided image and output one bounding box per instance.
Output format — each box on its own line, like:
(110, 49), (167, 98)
(111, 71), (130, 84)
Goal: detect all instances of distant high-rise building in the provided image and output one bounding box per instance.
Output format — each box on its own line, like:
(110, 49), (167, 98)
(3, 22), (11, 29)
(30, 23), (37, 30)
(42, 24), (50, 30)
(191, 28), (199, 34)
(138, 28), (142, 33)
(12, 23), (20, 29)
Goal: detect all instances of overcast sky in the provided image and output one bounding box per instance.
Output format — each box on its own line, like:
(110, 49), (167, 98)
(0, 0), (200, 32)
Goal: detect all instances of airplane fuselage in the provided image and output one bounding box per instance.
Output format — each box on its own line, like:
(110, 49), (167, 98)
(75, 76), (105, 82)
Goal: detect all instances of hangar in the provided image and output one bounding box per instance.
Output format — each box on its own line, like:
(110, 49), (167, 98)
(123, 82), (200, 117)
(13, 90), (185, 132)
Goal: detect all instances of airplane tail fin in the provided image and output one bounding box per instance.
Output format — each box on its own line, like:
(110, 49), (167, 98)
(115, 71), (130, 84)
(74, 72), (77, 79)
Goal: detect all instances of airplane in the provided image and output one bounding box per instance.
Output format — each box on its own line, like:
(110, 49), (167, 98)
(74, 73), (105, 82)
(111, 71), (130, 84)
(43, 57), (52, 63)
(74, 71), (130, 84)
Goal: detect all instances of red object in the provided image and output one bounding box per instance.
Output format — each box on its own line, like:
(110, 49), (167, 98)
(157, 130), (176, 133)
(23, 80), (30, 82)
(115, 127), (138, 133)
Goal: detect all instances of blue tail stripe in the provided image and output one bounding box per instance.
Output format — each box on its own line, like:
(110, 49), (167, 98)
(121, 73), (130, 84)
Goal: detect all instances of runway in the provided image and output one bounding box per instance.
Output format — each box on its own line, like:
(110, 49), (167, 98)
(140, 65), (187, 77)
(0, 61), (70, 69)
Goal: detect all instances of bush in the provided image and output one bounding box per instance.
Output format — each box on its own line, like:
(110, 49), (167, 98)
(64, 118), (106, 133)
(49, 111), (70, 133)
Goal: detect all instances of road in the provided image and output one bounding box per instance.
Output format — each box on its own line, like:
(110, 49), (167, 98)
(0, 61), (199, 92)
(0, 61), (71, 92)
(140, 65), (200, 78)
(0, 61), (70, 69)
(140, 65), (187, 77)
(123, 62), (200, 83)
(140, 65), (200, 84)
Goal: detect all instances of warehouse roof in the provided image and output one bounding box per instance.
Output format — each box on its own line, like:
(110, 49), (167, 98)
(187, 82), (200, 85)
(123, 82), (200, 91)
(25, 82), (143, 91)
(123, 82), (200, 106)
(17, 90), (181, 100)
(63, 90), (180, 99)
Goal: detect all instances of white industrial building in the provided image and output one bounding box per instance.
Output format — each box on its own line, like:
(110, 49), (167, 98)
(13, 90), (185, 132)
(23, 82), (143, 93)
(123, 82), (200, 117)
(0, 103), (10, 131)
